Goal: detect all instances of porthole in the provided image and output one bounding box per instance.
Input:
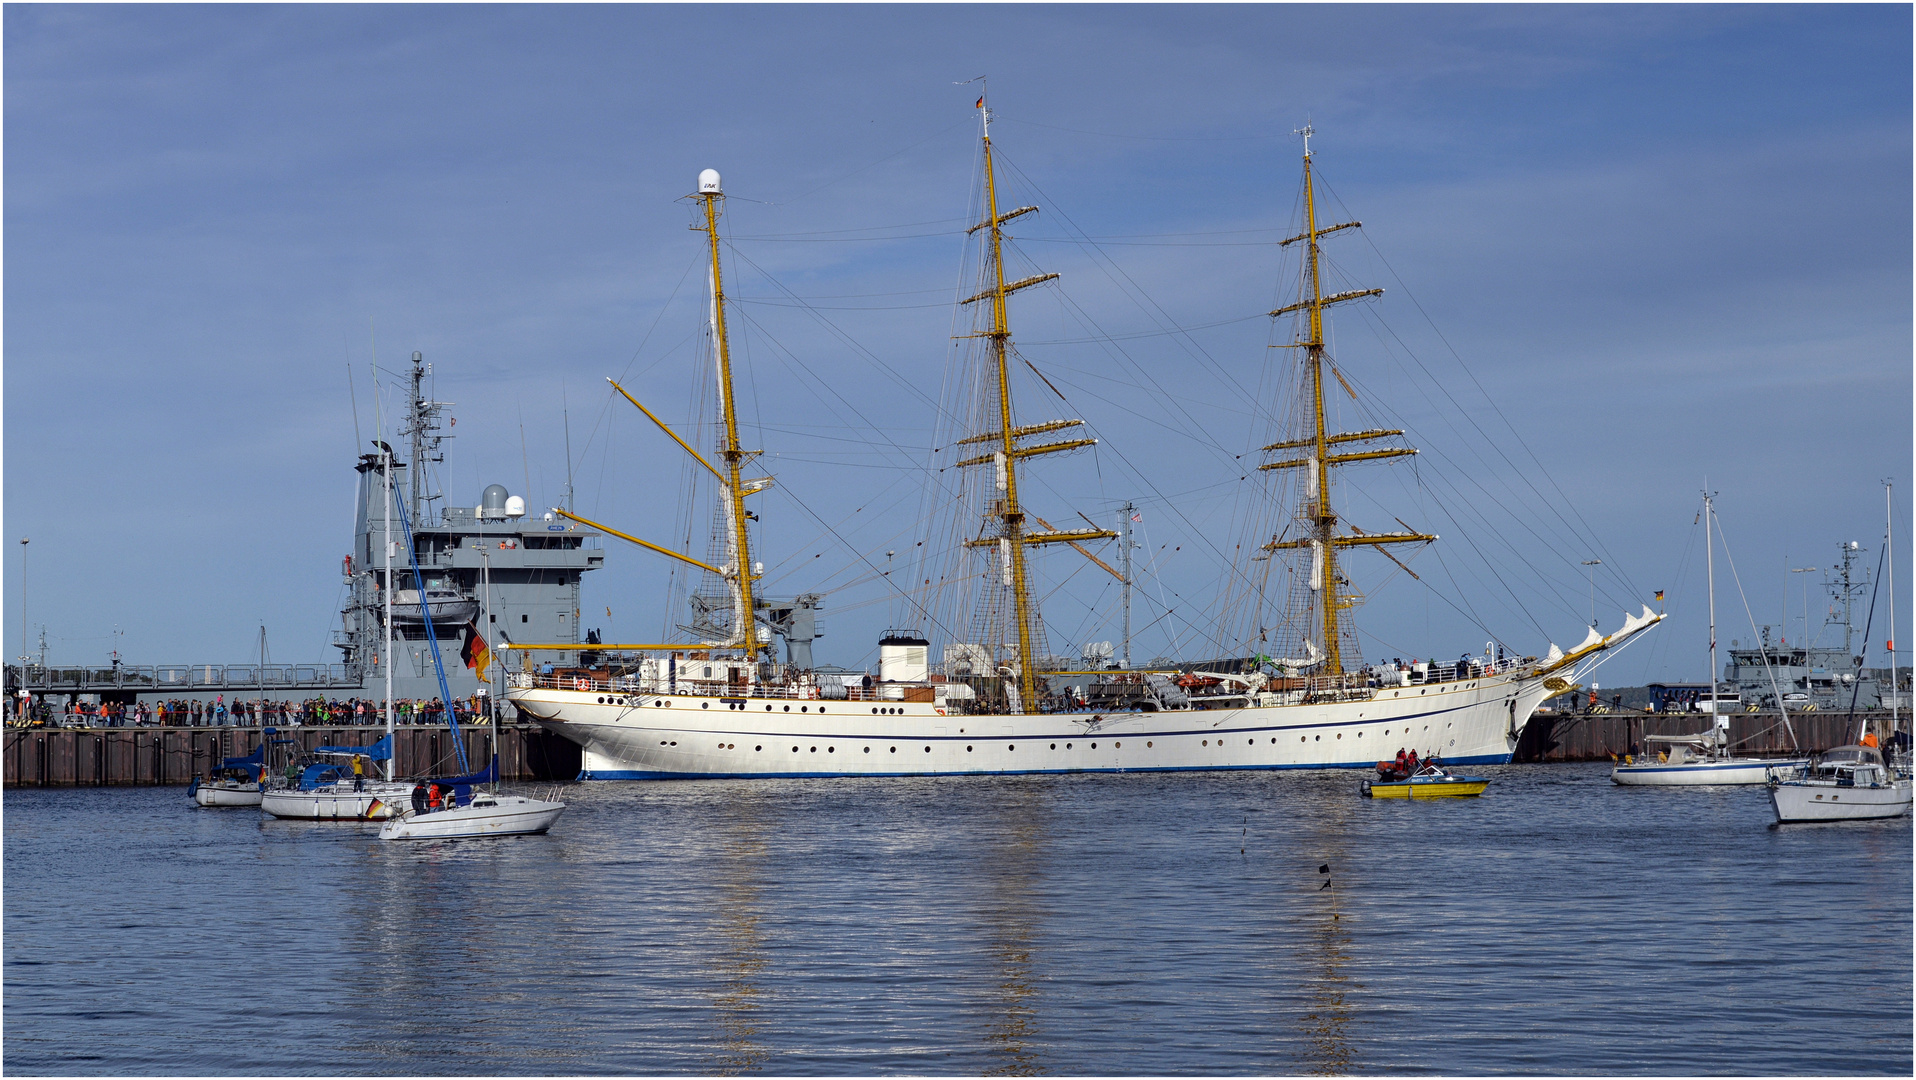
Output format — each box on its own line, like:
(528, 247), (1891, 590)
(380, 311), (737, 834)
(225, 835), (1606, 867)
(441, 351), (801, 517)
(1050, 744), (1057, 749)
(890, 747), (896, 753)
(1066, 743), (1073, 749)
(1091, 743), (1098, 749)
(1357, 731), (1363, 737)
(863, 747), (870, 753)
(1271, 738), (1277, 744)
(811, 747), (818, 753)
(828, 747), (835, 753)
(871, 708), (878, 715)
(792, 746), (799, 752)
(1147, 741), (1153, 748)
(596, 697), (604, 704)
(727, 743), (735, 750)
(1314, 735), (1320, 741)
(755, 745), (762, 751)
(669, 741), (677, 746)
(1248, 739), (1254, 745)
(781, 705), (789, 712)
(1336, 733), (1342, 740)
(966, 746), (973, 752)
(801, 706), (808, 712)
(1300, 736), (1306, 742)
(1203, 740), (1209, 746)
(659, 741), (668, 746)
(924, 746), (931, 752)
(820, 707), (827, 713)
(1113, 742), (1120, 749)
(702, 702), (709, 709)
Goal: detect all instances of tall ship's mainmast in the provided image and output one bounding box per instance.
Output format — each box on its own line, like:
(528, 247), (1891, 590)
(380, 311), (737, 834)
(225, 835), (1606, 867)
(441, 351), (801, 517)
(1261, 125), (1432, 677)
(956, 94), (1113, 712)
(695, 169), (769, 656)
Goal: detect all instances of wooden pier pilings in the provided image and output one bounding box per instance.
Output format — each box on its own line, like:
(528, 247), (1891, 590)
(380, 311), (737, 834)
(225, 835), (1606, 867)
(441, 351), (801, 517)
(1, 724), (581, 788)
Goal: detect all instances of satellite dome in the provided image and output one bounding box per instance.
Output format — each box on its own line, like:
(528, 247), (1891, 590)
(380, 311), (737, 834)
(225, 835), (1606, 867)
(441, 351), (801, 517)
(698, 168), (721, 194)
(504, 495), (526, 519)
(481, 484), (509, 518)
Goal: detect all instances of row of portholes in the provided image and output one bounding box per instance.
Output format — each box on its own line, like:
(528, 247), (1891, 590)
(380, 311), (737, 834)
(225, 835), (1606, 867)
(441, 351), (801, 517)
(689, 700), (832, 712)
(684, 726), (1448, 755)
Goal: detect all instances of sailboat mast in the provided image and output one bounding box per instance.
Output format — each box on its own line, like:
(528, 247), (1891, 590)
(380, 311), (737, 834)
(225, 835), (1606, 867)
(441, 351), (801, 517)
(1120, 502), (1135, 671)
(696, 172), (763, 658)
(383, 445), (395, 782)
(979, 111), (1042, 712)
(1887, 482), (1898, 726)
(1298, 133), (1345, 676)
(1705, 492), (1721, 747)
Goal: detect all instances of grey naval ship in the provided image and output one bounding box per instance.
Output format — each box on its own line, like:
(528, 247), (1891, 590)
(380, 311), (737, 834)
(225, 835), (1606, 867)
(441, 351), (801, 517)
(338, 351), (603, 703)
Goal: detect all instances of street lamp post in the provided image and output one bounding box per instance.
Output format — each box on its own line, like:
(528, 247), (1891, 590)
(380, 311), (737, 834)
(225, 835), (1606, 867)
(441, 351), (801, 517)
(1582, 559), (1602, 628)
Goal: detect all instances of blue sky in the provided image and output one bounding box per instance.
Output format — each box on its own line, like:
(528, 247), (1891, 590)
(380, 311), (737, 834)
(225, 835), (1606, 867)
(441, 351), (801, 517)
(6, 4), (1909, 687)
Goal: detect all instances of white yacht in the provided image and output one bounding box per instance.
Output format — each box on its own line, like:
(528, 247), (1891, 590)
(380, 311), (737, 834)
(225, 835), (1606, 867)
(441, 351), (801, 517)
(1769, 745), (1912, 823)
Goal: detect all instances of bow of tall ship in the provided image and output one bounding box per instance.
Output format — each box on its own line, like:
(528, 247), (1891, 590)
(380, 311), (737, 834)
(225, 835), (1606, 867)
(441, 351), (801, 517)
(506, 111), (1664, 779)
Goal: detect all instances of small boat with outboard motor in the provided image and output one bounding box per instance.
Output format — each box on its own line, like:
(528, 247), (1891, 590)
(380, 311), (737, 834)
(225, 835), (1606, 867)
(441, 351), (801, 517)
(1363, 758), (1489, 799)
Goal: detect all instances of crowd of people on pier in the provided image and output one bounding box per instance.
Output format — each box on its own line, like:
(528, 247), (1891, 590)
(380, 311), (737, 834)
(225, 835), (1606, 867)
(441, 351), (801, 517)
(9, 694), (488, 729)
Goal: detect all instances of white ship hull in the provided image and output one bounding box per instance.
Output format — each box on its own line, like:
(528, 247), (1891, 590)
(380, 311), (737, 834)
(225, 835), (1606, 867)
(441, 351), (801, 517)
(510, 669), (1549, 779)
(1611, 758), (1805, 786)
(1770, 778), (1913, 823)
(260, 781), (408, 820)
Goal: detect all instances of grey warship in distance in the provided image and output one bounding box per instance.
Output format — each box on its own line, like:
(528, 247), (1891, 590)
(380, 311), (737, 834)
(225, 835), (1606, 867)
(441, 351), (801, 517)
(1721, 540), (1893, 713)
(7, 350), (602, 710)
(340, 351), (604, 703)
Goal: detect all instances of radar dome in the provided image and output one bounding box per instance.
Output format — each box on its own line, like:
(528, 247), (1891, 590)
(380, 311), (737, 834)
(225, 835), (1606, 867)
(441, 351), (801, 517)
(480, 484), (509, 519)
(698, 168), (721, 194)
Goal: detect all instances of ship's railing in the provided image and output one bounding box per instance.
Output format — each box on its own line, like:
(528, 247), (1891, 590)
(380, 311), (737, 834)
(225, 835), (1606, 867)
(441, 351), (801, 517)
(17, 664), (363, 693)
(508, 670), (914, 703)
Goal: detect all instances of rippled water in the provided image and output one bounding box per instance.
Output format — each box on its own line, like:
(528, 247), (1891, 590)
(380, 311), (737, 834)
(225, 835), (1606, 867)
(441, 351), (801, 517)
(5, 764), (1910, 1075)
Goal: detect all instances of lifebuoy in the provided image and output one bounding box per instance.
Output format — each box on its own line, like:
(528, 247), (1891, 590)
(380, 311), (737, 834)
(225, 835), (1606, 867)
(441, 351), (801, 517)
(574, 677), (590, 691)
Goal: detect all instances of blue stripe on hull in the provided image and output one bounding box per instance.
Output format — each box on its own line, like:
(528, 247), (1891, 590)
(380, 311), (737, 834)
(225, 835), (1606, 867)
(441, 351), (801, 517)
(578, 751), (1512, 781)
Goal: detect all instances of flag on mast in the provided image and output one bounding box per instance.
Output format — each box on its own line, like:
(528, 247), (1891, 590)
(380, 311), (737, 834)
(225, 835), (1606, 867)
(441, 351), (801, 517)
(460, 621), (491, 683)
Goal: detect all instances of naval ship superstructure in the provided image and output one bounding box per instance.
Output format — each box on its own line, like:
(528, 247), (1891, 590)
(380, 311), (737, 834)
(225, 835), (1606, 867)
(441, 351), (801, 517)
(339, 351), (603, 702)
(1723, 540), (1889, 712)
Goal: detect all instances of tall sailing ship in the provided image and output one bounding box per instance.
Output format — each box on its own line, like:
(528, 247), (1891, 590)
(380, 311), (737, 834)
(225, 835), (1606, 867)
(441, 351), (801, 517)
(507, 107), (1662, 778)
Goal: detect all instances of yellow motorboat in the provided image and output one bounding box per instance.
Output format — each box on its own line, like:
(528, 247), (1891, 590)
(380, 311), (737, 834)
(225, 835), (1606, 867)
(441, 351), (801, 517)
(1362, 766), (1490, 799)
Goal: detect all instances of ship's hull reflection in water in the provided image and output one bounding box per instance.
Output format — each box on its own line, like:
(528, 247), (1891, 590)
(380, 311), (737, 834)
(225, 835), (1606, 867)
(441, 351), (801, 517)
(979, 784), (1046, 1076)
(708, 795), (771, 1075)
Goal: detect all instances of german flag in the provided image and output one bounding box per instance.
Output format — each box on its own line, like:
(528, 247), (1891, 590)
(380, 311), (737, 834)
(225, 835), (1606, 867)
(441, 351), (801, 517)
(461, 621), (491, 682)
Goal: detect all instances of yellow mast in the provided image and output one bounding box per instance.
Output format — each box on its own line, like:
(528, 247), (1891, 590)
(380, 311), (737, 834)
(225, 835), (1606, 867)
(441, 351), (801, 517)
(1262, 126), (1431, 676)
(959, 96), (1111, 711)
(694, 169), (764, 657)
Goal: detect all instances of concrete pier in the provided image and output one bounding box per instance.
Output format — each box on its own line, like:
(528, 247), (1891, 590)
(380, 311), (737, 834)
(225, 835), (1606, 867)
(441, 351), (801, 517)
(2, 724), (581, 787)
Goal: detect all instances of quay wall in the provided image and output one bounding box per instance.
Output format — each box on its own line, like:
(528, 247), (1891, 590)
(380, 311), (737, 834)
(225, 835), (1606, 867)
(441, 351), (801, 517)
(1513, 710), (1902, 763)
(2, 724), (581, 788)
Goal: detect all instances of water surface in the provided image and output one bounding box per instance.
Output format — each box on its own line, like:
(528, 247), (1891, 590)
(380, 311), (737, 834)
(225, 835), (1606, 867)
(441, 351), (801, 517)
(5, 764), (1909, 1074)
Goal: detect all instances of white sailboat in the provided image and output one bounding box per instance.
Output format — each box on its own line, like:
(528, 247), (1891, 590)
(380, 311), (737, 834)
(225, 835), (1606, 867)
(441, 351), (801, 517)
(1613, 493), (1805, 786)
(1769, 484), (1912, 822)
(262, 442), (409, 821)
(189, 740), (265, 807)
(382, 542), (565, 840)
(507, 115), (1663, 779)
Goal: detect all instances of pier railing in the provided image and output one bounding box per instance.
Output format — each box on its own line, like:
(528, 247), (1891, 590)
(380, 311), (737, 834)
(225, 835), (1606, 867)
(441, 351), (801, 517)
(13, 664), (364, 695)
